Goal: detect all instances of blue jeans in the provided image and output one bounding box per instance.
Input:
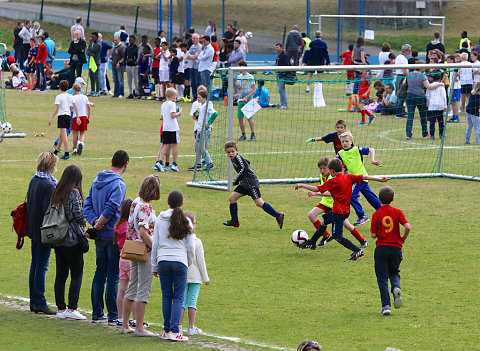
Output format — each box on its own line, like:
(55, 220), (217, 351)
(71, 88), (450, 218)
(157, 261), (188, 333)
(112, 64), (124, 97)
(406, 93), (428, 138)
(353, 70), (362, 95)
(199, 70), (211, 91)
(465, 113), (480, 143)
(277, 81), (288, 107)
(190, 68), (199, 100)
(29, 240), (52, 308)
(91, 239), (119, 320)
(351, 181), (382, 219)
(35, 63), (46, 90)
(374, 245), (402, 307)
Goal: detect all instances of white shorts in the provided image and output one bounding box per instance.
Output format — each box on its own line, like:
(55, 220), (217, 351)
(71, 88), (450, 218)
(160, 69), (169, 82)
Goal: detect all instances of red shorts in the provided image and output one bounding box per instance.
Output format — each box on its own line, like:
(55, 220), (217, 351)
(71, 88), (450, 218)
(71, 116), (89, 132)
(315, 203), (332, 213)
(347, 70), (355, 80)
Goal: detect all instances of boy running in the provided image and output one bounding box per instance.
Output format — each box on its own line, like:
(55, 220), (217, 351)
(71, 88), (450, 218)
(71, 82), (91, 156)
(305, 119), (346, 154)
(223, 141), (284, 228)
(295, 159), (389, 260)
(371, 186), (411, 315)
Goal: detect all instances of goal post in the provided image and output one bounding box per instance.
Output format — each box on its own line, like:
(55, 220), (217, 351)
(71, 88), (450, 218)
(187, 62), (480, 191)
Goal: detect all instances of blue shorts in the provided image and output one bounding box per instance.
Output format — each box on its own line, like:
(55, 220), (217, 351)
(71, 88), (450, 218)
(183, 282), (201, 309)
(451, 88), (461, 102)
(184, 68), (190, 81)
(322, 212), (350, 239)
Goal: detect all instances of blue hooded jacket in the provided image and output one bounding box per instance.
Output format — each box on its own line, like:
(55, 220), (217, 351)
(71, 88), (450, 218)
(83, 170), (126, 239)
(253, 86), (270, 108)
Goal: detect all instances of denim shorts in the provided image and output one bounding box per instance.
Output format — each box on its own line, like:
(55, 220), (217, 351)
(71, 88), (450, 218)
(182, 283), (201, 309)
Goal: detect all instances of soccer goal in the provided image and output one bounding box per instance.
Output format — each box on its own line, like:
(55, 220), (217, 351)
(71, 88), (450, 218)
(187, 63), (479, 191)
(309, 14), (446, 63)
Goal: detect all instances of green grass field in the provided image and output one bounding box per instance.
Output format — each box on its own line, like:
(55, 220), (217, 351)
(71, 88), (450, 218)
(1, 70), (480, 350)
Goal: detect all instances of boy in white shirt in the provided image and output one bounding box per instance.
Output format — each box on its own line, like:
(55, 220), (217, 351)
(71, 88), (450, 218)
(459, 52), (473, 114)
(426, 72), (447, 139)
(188, 85), (207, 171)
(49, 80), (78, 160)
(158, 41), (171, 101)
(71, 82), (91, 155)
(195, 90), (218, 170)
(154, 88), (182, 172)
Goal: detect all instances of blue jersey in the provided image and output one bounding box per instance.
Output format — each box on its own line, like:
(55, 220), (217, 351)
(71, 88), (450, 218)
(253, 86), (270, 107)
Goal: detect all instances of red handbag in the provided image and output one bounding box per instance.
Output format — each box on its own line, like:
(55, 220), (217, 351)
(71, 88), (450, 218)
(11, 202), (27, 250)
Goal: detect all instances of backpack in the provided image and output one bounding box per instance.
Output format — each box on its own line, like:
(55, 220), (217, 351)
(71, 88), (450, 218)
(11, 202), (27, 250)
(40, 203), (70, 245)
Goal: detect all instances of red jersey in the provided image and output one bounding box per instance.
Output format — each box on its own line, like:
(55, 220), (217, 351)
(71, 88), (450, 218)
(211, 42), (219, 62)
(340, 50), (354, 66)
(35, 43), (48, 64)
(371, 205), (408, 249)
(317, 174), (363, 214)
(153, 47), (161, 68)
(359, 72), (371, 98)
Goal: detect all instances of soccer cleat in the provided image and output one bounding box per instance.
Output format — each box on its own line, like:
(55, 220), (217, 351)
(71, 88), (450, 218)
(188, 164), (203, 171)
(170, 164), (179, 172)
(318, 235), (333, 247)
(354, 216), (370, 226)
(356, 121), (367, 126)
(276, 212), (285, 229)
(223, 220), (240, 227)
(368, 114), (376, 125)
(237, 135), (247, 141)
(153, 163), (165, 172)
(65, 310), (87, 320)
(381, 305), (391, 315)
(187, 326), (203, 335)
(204, 163), (215, 170)
(60, 154), (70, 160)
(349, 249), (364, 261)
(299, 239), (316, 250)
(360, 240), (369, 248)
(72, 151), (78, 156)
(77, 142), (84, 155)
(393, 287), (403, 309)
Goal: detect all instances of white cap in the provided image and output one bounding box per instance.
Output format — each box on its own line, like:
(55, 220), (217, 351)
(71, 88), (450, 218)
(75, 77), (86, 86)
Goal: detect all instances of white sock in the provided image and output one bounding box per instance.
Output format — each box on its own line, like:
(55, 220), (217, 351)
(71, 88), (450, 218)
(155, 84), (160, 98)
(177, 84), (184, 97)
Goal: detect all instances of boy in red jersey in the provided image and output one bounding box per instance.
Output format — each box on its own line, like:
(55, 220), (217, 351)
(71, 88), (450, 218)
(371, 186), (411, 316)
(305, 119), (346, 154)
(357, 70), (376, 126)
(340, 43), (355, 95)
(295, 159), (389, 260)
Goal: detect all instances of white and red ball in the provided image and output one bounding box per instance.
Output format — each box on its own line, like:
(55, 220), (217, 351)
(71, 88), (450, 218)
(291, 229), (309, 247)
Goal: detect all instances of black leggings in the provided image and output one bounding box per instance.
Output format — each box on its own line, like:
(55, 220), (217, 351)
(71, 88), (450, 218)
(54, 245), (84, 310)
(428, 110), (445, 138)
(69, 60), (84, 87)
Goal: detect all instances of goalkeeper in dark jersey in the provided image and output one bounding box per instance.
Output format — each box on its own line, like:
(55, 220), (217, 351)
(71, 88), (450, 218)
(223, 140), (285, 228)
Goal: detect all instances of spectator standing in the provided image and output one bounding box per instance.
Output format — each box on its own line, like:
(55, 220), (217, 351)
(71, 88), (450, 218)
(44, 32), (56, 69)
(198, 36), (214, 90)
(303, 31), (329, 93)
(26, 151), (59, 315)
(68, 32), (87, 87)
(186, 34), (202, 101)
(275, 43), (290, 109)
(83, 150), (129, 325)
(426, 32), (445, 55)
(395, 44), (411, 118)
(459, 31), (472, 51)
(285, 25), (303, 66)
(114, 25), (129, 47)
(34, 35), (48, 91)
(111, 36), (125, 98)
(19, 20), (34, 69)
(98, 33), (113, 95)
(227, 39), (245, 67)
(87, 32), (101, 96)
(352, 36), (367, 94)
(125, 35), (139, 98)
(211, 35), (220, 71)
(236, 30), (249, 54)
(71, 17), (85, 41)
(13, 22), (24, 69)
(205, 20), (216, 39)
(32, 21), (43, 43)
(378, 42), (391, 76)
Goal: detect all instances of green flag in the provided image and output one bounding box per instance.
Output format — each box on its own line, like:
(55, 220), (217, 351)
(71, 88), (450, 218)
(89, 57), (97, 73)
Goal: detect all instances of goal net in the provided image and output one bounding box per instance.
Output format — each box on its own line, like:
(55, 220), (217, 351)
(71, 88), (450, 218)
(187, 63), (479, 191)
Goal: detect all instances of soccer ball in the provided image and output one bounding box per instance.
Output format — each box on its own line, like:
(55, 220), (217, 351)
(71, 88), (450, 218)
(2, 122), (12, 134)
(245, 31), (253, 39)
(291, 229), (309, 247)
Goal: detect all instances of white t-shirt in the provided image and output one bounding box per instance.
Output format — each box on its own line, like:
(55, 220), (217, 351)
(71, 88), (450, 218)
(394, 54), (408, 75)
(161, 100), (179, 131)
(190, 100), (203, 131)
(459, 66), (473, 86)
(73, 94), (90, 117)
(177, 48), (185, 73)
(55, 93), (74, 116)
(425, 86), (447, 111)
(159, 49), (170, 71)
(473, 61), (480, 84)
(12, 76), (22, 88)
(237, 36), (248, 52)
(450, 70), (461, 89)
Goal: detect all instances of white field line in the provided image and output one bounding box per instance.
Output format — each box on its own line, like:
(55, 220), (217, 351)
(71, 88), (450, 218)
(1, 144), (478, 164)
(0, 293), (291, 351)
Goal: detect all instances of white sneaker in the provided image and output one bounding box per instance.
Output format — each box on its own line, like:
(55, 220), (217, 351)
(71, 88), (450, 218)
(169, 332), (188, 341)
(118, 95), (124, 98)
(56, 310), (67, 319)
(161, 331), (173, 340)
(65, 310), (87, 320)
(187, 326), (202, 335)
(108, 90), (114, 96)
(170, 164), (179, 172)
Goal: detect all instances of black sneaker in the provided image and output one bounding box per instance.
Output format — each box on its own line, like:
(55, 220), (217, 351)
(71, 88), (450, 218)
(276, 212), (284, 229)
(349, 249), (364, 261)
(108, 319), (118, 326)
(299, 240), (316, 250)
(318, 235), (333, 247)
(77, 142), (84, 155)
(188, 164), (202, 171)
(237, 135), (247, 141)
(72, 151), (78, 156)
(204, 163), (215, 170)
(127, 94), (134, 99)
(129, 320), (150, 328)
(223, 220), (239, 227)
(249, 134), (256, 141)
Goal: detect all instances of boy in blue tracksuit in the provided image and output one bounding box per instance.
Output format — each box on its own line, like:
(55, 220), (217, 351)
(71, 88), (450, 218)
(252, 80), (271, 107)
(83, 150), (128, 324)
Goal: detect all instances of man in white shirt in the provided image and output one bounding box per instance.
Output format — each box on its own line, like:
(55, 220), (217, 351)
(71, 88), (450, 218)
(19, 20), (33, 68)
(186, 34), (202, 100)
(394, 44), (411, 117)
(197, 36), (214, 91)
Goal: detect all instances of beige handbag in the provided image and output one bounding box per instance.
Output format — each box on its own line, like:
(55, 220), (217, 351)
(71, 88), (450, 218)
(120, 240), (148, 262)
